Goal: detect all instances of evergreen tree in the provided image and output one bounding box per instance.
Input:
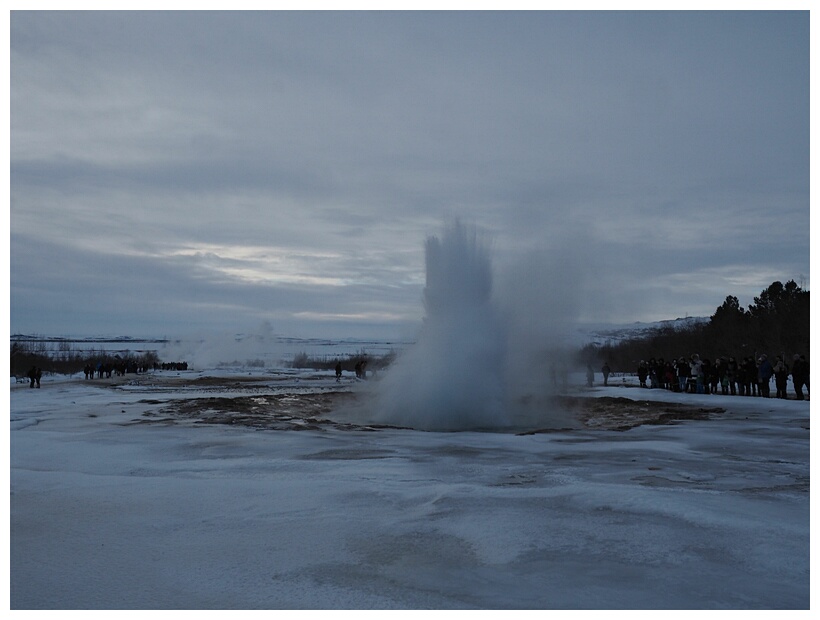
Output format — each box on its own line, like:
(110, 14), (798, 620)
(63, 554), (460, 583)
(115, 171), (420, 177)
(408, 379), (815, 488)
(706, 295), (749, 357)
(584, 280), (809, 371)
(747, 280), (809, 354)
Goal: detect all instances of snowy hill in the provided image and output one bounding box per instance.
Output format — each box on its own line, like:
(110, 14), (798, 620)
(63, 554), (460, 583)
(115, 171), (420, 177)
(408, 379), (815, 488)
(572, 317), (710, 348)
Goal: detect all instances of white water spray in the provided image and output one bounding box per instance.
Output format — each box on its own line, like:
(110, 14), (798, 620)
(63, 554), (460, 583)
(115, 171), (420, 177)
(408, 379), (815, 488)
(373, 221), (509, 430)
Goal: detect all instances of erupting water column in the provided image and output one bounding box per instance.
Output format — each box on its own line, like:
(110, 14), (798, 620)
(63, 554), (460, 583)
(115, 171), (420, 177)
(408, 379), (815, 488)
(375, 220), (509, 431)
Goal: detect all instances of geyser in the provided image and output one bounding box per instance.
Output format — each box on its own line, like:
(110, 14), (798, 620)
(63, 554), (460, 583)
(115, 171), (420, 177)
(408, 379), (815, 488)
(373, 220), (509, 431)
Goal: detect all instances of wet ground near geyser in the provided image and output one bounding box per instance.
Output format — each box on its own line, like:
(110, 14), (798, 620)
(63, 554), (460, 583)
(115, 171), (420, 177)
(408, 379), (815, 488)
(89, 372), (731, 434)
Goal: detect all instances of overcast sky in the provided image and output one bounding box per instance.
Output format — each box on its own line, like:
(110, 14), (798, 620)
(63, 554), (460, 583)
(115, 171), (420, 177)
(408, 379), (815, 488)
(9, 10), (810, 340)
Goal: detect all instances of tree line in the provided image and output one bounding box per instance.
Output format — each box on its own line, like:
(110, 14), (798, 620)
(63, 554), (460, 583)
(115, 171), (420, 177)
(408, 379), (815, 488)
(580, 280), (809, 372)
(290, 349), (397, 373)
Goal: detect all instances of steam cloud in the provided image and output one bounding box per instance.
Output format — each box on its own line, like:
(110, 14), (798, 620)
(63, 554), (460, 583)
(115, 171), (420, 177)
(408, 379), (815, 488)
(160, 320), (283, 369)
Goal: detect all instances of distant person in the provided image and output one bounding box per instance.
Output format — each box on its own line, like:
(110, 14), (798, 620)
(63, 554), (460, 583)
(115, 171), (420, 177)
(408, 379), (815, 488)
(26, 365), (37, 388)
(773, 356), (789, 399)
(791, 354), (808, 400)
(586, 364), (594, 387)
(664, 361), (676, 392)
(601, 362), (611, 386)
(701, 359), (713, 394)
(648, 358), (658, 389)
(741, 356), (756, 396)
(637, 361), (648, 388)
(803, 357), (810, 397)
(706, 358), (720, 394)
(335, 361), (342, 382)
(717, 358), (729, 395)
(656, 358), (667, 390)
(757, 355), (773, 398)
(676, 357), (690, 392)
(726, 357), (739, 395)
(690, 354), (704, 394)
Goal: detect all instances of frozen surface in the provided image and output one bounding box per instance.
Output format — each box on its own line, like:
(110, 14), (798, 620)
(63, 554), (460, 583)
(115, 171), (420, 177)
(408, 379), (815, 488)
(9, 369), (811, 609)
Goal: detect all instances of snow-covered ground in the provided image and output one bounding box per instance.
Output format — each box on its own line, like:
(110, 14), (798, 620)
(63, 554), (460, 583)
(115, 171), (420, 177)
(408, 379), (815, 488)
(9, 367), (810, 609)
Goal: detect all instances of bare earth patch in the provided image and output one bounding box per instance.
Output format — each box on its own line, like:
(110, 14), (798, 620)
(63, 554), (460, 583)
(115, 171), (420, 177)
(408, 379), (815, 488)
(527, 395), (725, 433)
(143, 392), (372, 431)
(127, 374), (725, 432)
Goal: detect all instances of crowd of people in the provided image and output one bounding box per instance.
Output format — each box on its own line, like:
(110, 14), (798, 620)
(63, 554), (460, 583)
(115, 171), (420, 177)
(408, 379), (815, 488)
(333, 359), (369, 382)
(628, 353), (809, 400)
(82, 359), (184, 379)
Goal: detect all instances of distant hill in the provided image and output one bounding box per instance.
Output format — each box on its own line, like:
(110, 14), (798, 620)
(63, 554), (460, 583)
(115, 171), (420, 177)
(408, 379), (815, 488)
(572, 317), (709, 348)
(10, 319), (711, 353)
(10, 334), (169, 344)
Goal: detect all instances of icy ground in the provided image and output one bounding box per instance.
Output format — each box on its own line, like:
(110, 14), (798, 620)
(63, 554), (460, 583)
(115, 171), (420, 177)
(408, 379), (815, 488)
(9, 368), (811, 609)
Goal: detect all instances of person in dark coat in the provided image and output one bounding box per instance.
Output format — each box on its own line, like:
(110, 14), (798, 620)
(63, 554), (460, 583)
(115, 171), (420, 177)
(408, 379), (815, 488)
(676, 357), (690, 392)
(664, 362), (676, 391)
(741, 357), (756, 396)
(601, 362), (611, 386)
(690, 354), (704, 394)
(707, 358), (721, 394)
(773, 356), (789, 399)
(726, 357), (739, 395)
(701, 358), (713, 394)
(335, 361), (342, 382)
(791, 354), (808, 400)
(648, 358), (658, 389)
(637, 361), (648, 388)
(757, 355), (774, 398)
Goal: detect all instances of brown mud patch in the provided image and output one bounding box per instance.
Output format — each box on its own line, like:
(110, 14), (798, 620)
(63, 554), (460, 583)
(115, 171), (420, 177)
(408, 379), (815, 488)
(135, 386), (724, 433)
(521, 395), (725, 434)
(102, 372), (330, 393)
(138, 391), (363, 431)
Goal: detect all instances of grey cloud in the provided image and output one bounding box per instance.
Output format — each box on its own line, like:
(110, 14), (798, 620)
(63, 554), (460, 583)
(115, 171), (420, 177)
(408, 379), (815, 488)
(11, 230), (423, 337)
(10, 11), (809, 338)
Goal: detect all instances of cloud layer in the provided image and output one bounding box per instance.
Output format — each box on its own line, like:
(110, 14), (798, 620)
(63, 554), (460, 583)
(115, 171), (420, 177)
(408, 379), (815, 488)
(10, 11), (810, 339)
